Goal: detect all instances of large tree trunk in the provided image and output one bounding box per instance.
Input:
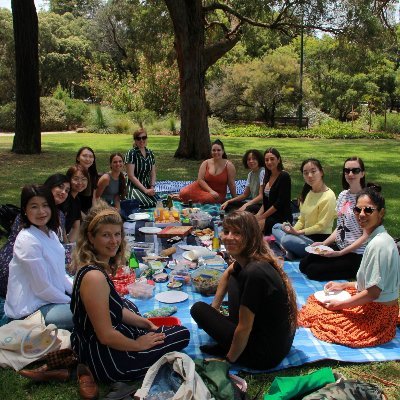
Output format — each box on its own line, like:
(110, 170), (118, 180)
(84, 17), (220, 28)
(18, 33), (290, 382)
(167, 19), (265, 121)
(165, 0), (210, 160)
(11, 0), (41, 154)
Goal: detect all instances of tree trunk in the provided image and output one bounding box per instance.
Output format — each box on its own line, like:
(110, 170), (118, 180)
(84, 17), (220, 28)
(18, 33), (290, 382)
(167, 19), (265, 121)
(11, 0), (41, 154)
(165, 0), (210, 160)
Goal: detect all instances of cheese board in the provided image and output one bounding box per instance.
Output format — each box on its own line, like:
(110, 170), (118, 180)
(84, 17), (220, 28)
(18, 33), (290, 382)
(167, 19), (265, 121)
(157, 225), (193, 238)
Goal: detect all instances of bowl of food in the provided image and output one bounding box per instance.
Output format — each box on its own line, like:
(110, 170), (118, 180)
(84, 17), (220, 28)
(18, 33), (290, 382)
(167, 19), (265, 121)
(191, 268), (222, 296)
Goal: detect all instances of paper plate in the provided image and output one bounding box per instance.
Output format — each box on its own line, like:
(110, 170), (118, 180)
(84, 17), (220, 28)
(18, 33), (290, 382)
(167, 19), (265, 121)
(305, 245), (333, 255)
(182, 251), (193, 261)
(129, 213), (150, 221)
(314, 290), (351, 303)
(139, 227), (162, 234)
(155, 290), (189, 304)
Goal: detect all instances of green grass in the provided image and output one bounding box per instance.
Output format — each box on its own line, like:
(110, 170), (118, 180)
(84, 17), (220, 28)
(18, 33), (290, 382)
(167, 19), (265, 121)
(0, 133), (399, 399)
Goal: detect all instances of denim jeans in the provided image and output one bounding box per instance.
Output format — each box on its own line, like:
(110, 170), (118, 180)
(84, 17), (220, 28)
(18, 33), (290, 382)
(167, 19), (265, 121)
(39, 303), (73, 330)
(272, 223), (314, 259)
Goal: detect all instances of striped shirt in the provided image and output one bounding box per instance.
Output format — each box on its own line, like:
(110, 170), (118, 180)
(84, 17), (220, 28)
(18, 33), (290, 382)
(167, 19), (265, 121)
(335, 190), (366, 254)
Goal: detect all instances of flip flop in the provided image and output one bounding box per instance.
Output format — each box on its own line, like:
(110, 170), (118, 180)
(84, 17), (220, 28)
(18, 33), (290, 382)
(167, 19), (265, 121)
(101, 382), (136, 400)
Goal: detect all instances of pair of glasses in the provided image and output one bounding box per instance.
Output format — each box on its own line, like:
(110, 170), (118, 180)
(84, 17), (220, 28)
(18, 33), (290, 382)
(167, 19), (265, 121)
(136, 136), (147, 141)
(343, 167), (362, 174)
(353, 206), (376, 215)
(72, 177), (88, 183)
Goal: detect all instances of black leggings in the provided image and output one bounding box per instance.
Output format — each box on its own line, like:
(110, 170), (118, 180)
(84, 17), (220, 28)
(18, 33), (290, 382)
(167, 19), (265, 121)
(299, 244), (362, 281)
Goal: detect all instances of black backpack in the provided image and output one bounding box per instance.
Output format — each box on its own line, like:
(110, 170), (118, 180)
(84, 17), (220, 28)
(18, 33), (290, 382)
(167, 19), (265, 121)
(0, 204), (21, 237)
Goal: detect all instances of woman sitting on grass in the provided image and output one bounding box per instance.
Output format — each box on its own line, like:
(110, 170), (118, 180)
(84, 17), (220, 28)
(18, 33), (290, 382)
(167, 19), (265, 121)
(5, 185), (73, 329)
(179, 139), (237, 204)
(300, 157), (369, 281)
(191, 211), (297, 369)
(298, 187), (400, 348)
(272, 158), (336, 259)
(95, 152), (126, 211)
(221, 149), (264, 213)
(70, 200), (190, 382)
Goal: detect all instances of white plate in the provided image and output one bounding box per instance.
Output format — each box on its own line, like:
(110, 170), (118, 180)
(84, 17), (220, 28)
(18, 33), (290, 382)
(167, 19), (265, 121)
(305, 245), (333, 255)
(155, 290), (189, 304)
(314, 290), (351, 303)
(182, 251), (193, 261)
(129, 213), (150, 221)
(139, 227), (162, 234)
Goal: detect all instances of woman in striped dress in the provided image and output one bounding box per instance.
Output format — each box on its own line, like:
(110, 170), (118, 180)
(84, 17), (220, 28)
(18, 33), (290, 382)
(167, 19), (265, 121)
(70, 201), (190, 382)
(125, 129), (157, 208)
(299, 157), (368, 281)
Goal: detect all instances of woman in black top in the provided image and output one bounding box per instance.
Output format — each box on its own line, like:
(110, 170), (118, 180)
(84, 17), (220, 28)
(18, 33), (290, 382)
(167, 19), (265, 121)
(75, 146), (98, 214)
(255, 148), (292, 234)
(191, 211), (297, 369)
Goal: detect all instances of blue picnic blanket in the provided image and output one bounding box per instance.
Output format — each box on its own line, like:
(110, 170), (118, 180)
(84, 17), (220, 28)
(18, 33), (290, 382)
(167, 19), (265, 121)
(129, 261), (400, 374)
(155, 180), (247, 196)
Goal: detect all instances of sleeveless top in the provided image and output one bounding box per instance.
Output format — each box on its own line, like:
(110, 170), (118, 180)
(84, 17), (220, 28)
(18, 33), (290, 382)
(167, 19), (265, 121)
(101, 173), (120, 205)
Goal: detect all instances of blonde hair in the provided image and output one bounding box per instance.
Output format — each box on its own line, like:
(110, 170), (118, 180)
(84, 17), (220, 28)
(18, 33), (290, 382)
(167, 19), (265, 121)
(71, 200), (126, 274)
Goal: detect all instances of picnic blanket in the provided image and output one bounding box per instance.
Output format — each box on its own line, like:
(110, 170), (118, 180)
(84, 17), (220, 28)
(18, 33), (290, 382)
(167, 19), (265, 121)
(129, 261), (400, 374)
(155, 180), (247, 196)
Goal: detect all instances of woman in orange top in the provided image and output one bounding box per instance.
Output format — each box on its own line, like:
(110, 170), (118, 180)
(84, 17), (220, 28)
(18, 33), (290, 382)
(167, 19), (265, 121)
(179, 139), (236, 204)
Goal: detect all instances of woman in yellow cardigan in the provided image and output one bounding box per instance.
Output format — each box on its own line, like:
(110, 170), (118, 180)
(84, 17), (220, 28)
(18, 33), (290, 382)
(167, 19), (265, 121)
(272, 158), (336, 259)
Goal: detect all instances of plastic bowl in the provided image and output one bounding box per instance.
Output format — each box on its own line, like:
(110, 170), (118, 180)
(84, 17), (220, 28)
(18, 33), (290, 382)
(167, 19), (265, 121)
(191, 268), (222, 296)
(148, 316), (182, 326)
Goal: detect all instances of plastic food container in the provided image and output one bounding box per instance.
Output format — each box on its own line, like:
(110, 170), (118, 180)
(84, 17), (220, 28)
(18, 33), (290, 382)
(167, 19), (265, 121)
(169, 268), (191, 285)
(148, 316), (182, 326)
(191, 268), (222, 296)
(127, 281), (155, 299)
(190, 211), (213, 229)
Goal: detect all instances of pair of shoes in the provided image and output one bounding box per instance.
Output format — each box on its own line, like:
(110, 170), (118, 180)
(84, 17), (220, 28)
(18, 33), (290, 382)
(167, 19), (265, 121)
(19, 364), (70, 382)
(77, 363), (99, 400)
(199, 343), (225, 357)
(103, 381), (136, 400)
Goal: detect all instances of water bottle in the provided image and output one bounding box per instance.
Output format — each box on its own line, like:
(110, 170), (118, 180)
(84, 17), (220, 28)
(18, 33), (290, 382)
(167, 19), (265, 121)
(128, 249), (139, 269)
(212, 222), (220, 252)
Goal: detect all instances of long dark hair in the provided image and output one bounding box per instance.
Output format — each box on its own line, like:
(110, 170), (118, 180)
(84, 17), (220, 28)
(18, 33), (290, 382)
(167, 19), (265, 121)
(263, 147), (284, 183)
(110, 152), (126, 199)
(43, 173), (69, 212)
(299, 158), (324, 204)
(20, 185), (59, 232)
(212, 139), (227, 159)
(222, 211), (297, 333)
(342, 157), (366, 190)
(76, 146), (98, 191)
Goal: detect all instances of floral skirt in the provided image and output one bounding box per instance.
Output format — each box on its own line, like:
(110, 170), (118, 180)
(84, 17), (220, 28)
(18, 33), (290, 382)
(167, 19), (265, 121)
(298, 289), (399, 348)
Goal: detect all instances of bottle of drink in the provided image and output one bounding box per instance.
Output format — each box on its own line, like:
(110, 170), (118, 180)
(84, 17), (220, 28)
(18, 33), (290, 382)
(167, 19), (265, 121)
(128, 249), (139, 269)
(212, 222), (220, 252)
(166, 195), (173, 210)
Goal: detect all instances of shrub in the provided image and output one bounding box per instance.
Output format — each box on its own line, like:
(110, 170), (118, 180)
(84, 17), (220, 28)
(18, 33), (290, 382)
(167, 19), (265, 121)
(208, 116), (226, 135)
(40, 97), (67, 131)
(0, 102), (16, 132)
(126, 109), (157, 128)
(85, 105), (112, 133)
(373, 113), (400, 134)
(64, 98), (89, 128)
(111, 117), (135, 134)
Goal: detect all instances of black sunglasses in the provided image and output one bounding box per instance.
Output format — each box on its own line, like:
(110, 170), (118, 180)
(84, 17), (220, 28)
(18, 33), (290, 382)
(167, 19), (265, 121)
(343, 167), (362, 175)
(353, 206), (376, 215)
(136, 136), (147, 141)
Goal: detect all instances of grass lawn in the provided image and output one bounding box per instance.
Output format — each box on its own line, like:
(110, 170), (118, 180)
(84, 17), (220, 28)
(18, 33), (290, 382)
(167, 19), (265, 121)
(0, 133), (399, 399)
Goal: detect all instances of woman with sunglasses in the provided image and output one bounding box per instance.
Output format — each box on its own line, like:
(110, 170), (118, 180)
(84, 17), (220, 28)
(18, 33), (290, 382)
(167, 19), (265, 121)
(299, 187), (399, 348)
(76, 147), (98, 214)
(95, 153), (126, 211)
(125, 129), (157, 208)
(4, 185), (73, 329)
(300, 157), (368, 280)
(272, 158), (336, 259)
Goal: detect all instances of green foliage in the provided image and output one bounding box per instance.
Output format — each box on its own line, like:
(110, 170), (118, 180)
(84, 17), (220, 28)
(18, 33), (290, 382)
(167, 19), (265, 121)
(0, 9), (15, 105)
(85, 106), (134, 134)
(0, 102), (16, 132)
(40, 97), (68, 131)
(126, 109), (158, 128)
(208, 116), (226, 135)
(373, 113), (400, 134)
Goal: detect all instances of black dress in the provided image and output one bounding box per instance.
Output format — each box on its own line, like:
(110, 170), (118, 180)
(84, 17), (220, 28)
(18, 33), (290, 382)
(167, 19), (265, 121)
(70, 265), (190, 382)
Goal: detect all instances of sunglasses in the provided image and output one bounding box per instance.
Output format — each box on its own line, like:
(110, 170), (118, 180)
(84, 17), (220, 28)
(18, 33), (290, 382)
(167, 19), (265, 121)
(353, 206), (376, 215)
(343, 167), (362, 174)
(136, 136), (147, 141)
